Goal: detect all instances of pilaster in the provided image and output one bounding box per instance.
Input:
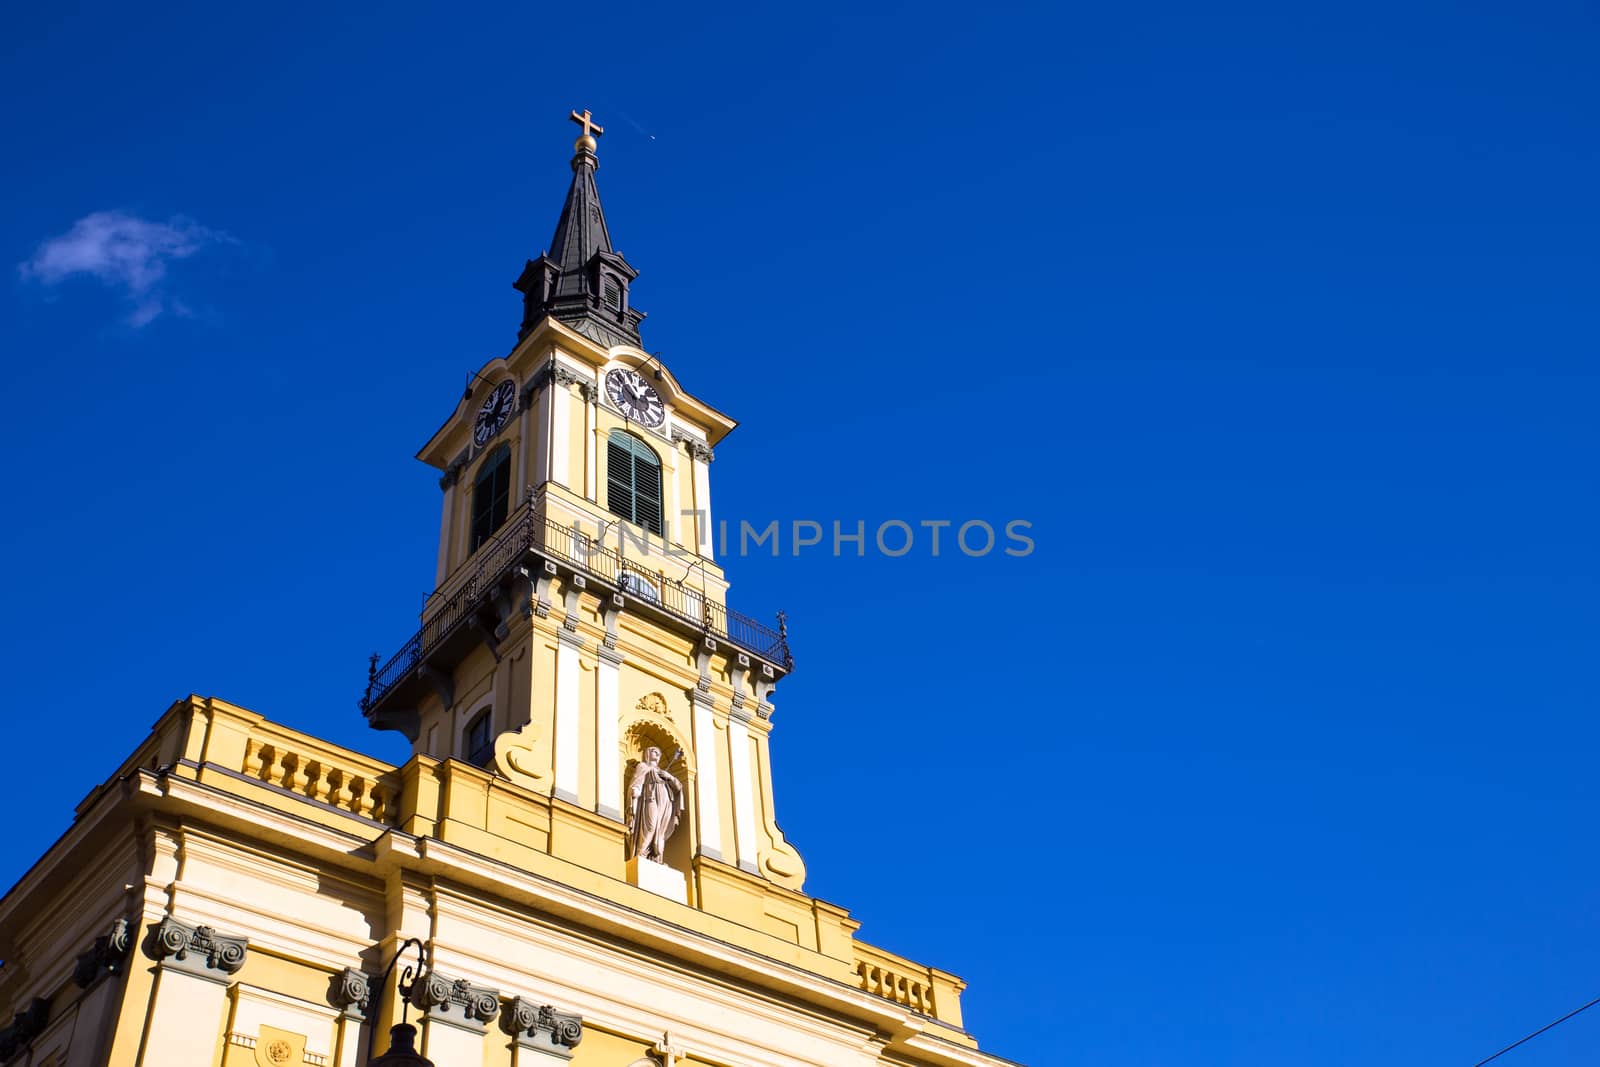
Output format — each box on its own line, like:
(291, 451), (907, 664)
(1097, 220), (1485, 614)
(726, 699), (760, 874)
(554, 585), (586, 803)
(595, 606), (625, 822)
(411, 969), (501, 1063)
(690, 685), (724, 863)
(137, 916), (248, 1066)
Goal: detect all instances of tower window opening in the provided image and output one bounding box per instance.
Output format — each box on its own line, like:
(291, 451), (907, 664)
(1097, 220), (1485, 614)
(465, 708), (493, 768)
(605, 430), (663, 536)
(470, 444), (511, 552)
(603, 278), (621, 310)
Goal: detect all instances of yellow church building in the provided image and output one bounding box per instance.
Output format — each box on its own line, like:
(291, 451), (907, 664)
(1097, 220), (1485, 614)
(0, 112), (1020, 1067)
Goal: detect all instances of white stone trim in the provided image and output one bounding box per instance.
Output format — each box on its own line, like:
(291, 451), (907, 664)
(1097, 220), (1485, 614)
(595, 649), (622, 820)
(691, 696), (723, 861)
(425, 881), (905, 1067)
(726, 714), (759, 873)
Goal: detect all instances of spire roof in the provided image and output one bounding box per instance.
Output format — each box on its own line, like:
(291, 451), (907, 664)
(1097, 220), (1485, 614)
(513, 110), (646, 348)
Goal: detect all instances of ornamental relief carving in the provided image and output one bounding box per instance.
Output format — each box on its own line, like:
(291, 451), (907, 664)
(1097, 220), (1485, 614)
(73, 915), (133, 988)
(496, 723), (551, 791)
(328, 967), (370, 1017)
(146, 916), (249, 976)
(409, 971), (501, 1029)
(503, 996), (584, 1052)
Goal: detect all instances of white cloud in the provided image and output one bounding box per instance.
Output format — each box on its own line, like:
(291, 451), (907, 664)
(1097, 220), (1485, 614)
(18, 210), (231, 326)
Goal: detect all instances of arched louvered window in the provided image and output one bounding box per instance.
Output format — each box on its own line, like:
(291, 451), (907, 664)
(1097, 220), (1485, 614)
(470, 445), (511, 552)
(606, 430), (663, 535)
(465, 707), (493, 768)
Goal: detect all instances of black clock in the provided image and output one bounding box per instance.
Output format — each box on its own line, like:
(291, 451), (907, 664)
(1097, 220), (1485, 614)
(605, 368), (665, 427)
(473, 380), (516, 446)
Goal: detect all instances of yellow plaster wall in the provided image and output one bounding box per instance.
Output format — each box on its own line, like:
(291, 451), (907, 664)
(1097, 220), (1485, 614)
(568, 1026), (649, 1067)
(0, 695), (995, 1067)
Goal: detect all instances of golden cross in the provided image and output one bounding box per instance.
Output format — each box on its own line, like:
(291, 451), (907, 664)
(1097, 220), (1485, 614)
(569, 108), (604, 140)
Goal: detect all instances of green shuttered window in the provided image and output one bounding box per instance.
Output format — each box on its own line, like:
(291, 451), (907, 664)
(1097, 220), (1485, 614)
(606, 430), (663, 536)
(470, 444), (511, 552)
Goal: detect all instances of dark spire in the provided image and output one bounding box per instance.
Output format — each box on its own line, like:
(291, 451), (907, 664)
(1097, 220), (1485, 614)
(514, 109), (646, 348)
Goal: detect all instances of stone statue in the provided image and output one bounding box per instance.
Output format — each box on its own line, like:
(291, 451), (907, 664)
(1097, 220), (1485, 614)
(626, 746), (684, 863)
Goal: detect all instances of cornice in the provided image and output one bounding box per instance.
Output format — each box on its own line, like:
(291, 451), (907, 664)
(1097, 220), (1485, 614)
(404, 834), (915, 1038)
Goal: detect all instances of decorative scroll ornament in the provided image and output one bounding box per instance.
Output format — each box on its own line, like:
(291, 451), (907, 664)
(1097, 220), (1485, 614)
(670, 430), (714, 464)
(329, 967), (371, 1017)
(504, 996), (584, 1053)
(149, 916), (248, 975)
(73, 915), (133, 987)
(409, 971), (501, 1028)
(495, 718), (551, 792)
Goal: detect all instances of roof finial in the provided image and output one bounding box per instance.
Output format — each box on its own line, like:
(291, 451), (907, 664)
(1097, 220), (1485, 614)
(569, 108), (604, 157)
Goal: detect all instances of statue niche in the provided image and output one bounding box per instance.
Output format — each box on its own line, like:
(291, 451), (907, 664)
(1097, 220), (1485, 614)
(621, 722), (691, 903)
(625, 745), (684, 863)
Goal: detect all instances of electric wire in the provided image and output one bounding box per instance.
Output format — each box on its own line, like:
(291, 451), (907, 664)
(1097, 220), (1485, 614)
(1471, 993), (1600, 1067)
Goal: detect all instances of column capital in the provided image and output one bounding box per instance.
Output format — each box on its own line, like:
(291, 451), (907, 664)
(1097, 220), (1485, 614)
(328, 966), (371, 1019)
(409, 970), (501, 1033)
(147, 916), (248, 981)
(73, 915), (134, 988)
(504, 996), (583, 1059)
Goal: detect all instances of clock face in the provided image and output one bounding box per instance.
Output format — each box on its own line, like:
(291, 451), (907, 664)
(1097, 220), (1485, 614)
(473, 380), (516, 446)
(605, 368), (665, 427)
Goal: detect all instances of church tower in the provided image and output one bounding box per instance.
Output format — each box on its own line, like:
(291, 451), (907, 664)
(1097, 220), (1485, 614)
(361, 109), (806, 902)
(0, 109), (1016, 1067)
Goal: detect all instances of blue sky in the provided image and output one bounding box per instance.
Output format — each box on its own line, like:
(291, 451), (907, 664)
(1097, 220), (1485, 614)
(3, 2), (1598, 1064)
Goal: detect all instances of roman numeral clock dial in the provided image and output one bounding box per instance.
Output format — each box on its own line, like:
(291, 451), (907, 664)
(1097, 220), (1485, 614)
(473, 380), (516, 446)
(605, 368), (665, 427)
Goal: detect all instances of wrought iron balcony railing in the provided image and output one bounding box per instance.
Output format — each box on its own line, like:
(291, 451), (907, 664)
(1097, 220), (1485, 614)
(362, 503), (790, 714)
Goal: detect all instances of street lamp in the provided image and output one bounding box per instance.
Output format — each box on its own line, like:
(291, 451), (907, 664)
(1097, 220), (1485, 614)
(367, 938), (434, 1067)
(370, 1022), (431, 1066)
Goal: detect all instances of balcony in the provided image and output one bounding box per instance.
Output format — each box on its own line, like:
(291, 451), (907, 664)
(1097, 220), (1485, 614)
(361, 500), (791, 722)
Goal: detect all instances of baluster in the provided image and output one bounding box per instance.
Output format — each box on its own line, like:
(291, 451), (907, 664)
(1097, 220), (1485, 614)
(308, 761), (331, 802)
(328, 768), (349, 811)
(288, 752), (311, 793)
(268, 747), (290, 788)
(243, 740), (266, 778)
(353, 777), (375, 818)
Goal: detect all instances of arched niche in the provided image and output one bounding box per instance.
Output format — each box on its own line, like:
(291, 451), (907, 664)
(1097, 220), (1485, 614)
(620, 709), (694, 876)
